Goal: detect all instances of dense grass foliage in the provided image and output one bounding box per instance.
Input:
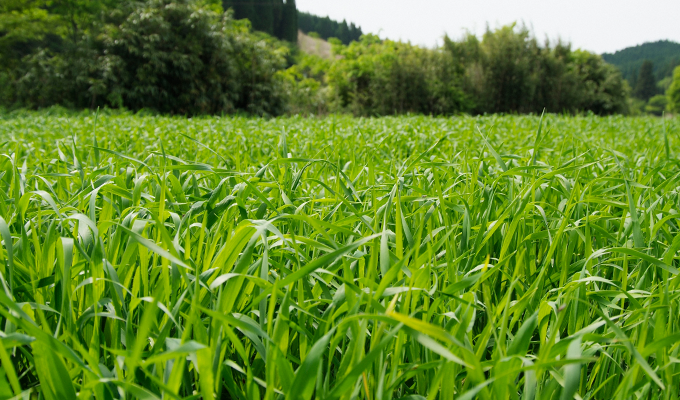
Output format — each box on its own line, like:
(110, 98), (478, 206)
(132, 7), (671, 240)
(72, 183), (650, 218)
(0, 112), (679, 400)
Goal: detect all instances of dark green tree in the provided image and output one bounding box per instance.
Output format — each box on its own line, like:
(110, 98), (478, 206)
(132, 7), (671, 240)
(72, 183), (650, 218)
(4, 0), (288, 114)
(224, 0), (253, 22)
(253, 0), (274, 35)
(297, 12), (361, 45)
(349, 23), (362, 42)
(634, 60), (657, 101)
(281, 0), (298, 43)
(272, 0), (284, 38)
(337, 20), (349, 43)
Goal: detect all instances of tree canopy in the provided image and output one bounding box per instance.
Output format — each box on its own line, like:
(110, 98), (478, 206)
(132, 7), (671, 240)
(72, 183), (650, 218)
(634, 60), (658, 101)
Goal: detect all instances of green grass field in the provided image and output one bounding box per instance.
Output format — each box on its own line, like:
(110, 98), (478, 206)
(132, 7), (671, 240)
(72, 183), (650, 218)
(0, 112), (679, 400)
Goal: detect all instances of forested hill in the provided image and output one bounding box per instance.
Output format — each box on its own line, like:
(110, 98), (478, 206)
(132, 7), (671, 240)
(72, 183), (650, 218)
(222, 0), (298, 42)
(602, 40), (680, 83)
(298, 12), (363, 44)
(221, 1), (364, 45)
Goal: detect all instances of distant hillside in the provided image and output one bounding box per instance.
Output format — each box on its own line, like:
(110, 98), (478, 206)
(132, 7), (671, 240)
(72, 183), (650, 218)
(297, 31), (333, 59)
(602, 40), (680, 83)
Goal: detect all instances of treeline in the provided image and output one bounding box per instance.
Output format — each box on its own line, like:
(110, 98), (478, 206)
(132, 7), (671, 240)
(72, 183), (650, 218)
(302, 25), (629, 116)
(222, 0), (297, 42)
(298, 12), (362, 45)
(1, 1), (651, 116)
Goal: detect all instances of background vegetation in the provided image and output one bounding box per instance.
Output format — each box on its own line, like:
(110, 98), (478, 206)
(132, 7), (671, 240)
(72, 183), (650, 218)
(602, 40), (680, 88)
(2, 1), (679, 117)
(602, 41), (680, 115)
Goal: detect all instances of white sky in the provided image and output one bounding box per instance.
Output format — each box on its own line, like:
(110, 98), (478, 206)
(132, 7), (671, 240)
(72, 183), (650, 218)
(296, 0), (680, 54)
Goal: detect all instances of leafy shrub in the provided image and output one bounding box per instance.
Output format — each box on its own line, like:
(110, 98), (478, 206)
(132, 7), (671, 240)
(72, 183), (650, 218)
(668, 66), (680, 113)
(644, 94), (668, 116)
(2, 0), (289, 115)
(278, 53), (332, 114)
(327, 35), (470, 116)
(100, 0), (245, 114)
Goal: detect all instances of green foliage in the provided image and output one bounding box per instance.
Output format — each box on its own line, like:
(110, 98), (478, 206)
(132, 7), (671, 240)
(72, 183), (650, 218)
(668, 66), (680, 113)
(1, 0), (289, 115)
(570, 50), (630, 114)
(0, 0), (111, 105)
(0, 112), (680, 399)
(327, 35), (470, 115)
(278, 53), (331, 114)
(284, 24), (629, 116)
(298, 11), (362, 45)
(443, 25), (628, 115)
(100, 1), (287, 115)
(645, 95), (668, 116)
(0, 3), (632, 118)
(0, 1), (62, 70)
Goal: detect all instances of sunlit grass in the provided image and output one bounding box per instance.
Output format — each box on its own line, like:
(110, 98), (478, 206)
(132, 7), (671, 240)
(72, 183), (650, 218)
(0, 111), (678, 399)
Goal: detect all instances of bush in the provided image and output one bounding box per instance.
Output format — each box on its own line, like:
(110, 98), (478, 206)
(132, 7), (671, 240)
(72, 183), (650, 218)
(101, 0), (245, 114)
(278, 53), (332, 114)
(327, 35), (470, 116)
(668, 66), (680, 113)
(2, 0), (289, 115)
(645, 94), (668, 116)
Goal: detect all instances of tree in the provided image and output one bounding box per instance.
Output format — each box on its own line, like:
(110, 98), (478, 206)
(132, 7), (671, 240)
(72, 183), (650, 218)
(337, 20), (349, 44)
(601, 40), (680, 83)
(4, 0), (289, 114)
(224, 0), (254, 26)
(281, 0), (297, 43)
(272, 0), (284, 38)
(634, 60), (657, 101)
(571, 50), (629, 115)
(668, 65), (680, 113)
(297, 11), (361, 45)
(476, 24), (541, 113)
(349, 23), (362, 42)
(441, 24), (628, 115)
(253, 0), (274, 35)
